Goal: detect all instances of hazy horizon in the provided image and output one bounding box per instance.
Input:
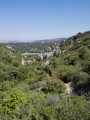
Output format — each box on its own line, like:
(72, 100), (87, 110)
(0, 0), (90, 42)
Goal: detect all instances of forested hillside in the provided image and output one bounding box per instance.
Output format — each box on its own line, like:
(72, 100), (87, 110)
(0, 31), (90, 120)
(6, 40), (65, 53)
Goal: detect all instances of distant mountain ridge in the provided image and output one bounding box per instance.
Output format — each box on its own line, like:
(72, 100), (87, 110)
(7, 41), (19, 43)
(32, 38), (66, 43)
(6, 38), (66, 44)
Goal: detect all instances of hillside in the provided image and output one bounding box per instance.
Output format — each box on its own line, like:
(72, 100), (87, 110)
(6, 38), (66, 53)
(0, 31), (90, 120)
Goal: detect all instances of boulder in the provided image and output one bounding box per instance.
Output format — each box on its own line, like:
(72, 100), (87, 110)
(36, 54), (43, 61)
(43, 52), (47, 60)
(53, 50), (61, 57)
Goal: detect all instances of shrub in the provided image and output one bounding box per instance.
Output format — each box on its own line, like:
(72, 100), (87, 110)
(41, 79), (66, 94)
(43, 66), (52, 76)
(57, 65), (76, 83)
(12, 60), (20, 67)
(78, 46), (90, 59)
(1, 81), (12, 91)
(35, 70), (47, 81)
(72, 72), (90, 93)
(0, 88), (27, 117)
(82, 61), (90, 73)
(0, 71), (11, 81)
(59, 96), (90, 120)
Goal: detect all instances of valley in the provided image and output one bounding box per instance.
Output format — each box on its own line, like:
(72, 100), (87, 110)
(0, 31), (90, 120)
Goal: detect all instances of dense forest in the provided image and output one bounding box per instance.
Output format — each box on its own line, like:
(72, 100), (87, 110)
(0, 31), (90, 120)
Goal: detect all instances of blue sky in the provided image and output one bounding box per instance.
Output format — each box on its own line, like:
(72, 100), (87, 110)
(0, 0), (90, 42)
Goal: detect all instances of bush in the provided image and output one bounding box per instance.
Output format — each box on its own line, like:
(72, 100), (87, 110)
(0, 71), (11, 81)
(0, 88), (27, 117)
(1, 81), (12, 91)
(82, 61), (90, 73)
(12, 60), (20, 67)
(35, 70), (47, 81)
(43, 66), (52, 76)
(57, 65), (76, 83)
(72, 72), (90, 92)
(78, 46), (90, 59)
(42, 105), (56, 120)
(41, 79), (66, 94)
(59, 96), (90, 120)
(67, 54), (79, 65)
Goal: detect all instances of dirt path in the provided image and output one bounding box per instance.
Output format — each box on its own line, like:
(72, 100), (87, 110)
(65, 82), (78, 96)
(65, 82), (74, 94)
(51, 72), (75, 94)
(51, 72), (77, 95)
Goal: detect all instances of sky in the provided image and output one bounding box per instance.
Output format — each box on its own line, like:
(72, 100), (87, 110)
(0, 0), (90, 42)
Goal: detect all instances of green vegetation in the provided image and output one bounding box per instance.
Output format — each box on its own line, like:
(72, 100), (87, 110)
(0, 31), (90, 120)
(6, 42), (55, 53)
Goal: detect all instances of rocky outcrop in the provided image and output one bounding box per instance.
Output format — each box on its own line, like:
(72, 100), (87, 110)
(44, 60), (50, 65)
(36, 45), (62, 61)
(43, 52), (48, 60)
(36, 54), (43, 61)
(47, 47), (52, 52)
(53, 50), (61, 57)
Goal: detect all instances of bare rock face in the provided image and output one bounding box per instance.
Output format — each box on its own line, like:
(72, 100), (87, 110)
(45, 60), (50, 65)
(36, 54), (43, 61)
(47, 52), (53, 57)
(43, 52), (48, 60)
(53, 50), (59, 57)
(47, 47), (52, 52)
(53, 49), (61, 57)
(62, 49), (67, 53)
(55, 46), (59, 50)
(36, 45), (61, 61)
